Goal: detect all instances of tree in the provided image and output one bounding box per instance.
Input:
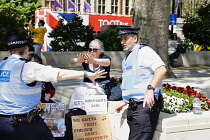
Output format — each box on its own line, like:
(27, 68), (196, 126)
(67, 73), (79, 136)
(96, 29), (122, 51)
(181, 0), (209, 17)
(0, 8), (27, 51)
(0, 0), (42, 51)
(0, 0), (42, 21)
(182, 4), (210, 47)
(48, 14), (95, 51)
(133, 0), (176, 78)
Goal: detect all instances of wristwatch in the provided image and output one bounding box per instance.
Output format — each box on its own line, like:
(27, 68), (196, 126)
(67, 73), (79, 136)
(147, 85), (155, 91)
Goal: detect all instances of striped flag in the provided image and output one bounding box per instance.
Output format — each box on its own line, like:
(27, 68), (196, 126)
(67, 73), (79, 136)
(84, 0), (91, 13)
(68, 0), (75, 12)
(54, 0), (62, 11)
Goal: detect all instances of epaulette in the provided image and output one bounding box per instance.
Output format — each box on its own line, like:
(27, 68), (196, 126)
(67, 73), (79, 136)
(139, 43), (148, 49)
(3, 57), (8, 60)
(19, 58), (30, 63)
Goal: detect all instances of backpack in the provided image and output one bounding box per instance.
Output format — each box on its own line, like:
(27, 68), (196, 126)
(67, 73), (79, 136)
(65, 108), (86, 140)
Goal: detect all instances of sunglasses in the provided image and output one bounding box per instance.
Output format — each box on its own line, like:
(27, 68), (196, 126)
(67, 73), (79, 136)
(88, 48), (99, 52)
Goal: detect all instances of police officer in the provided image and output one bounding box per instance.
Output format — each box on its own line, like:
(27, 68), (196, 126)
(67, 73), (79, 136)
(0, 34), (106, 140)
(115, 27), (167, 140)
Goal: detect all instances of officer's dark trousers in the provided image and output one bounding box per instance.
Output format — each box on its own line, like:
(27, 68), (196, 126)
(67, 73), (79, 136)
(0, 115), (55, 140)
(127, 102), (160, 140)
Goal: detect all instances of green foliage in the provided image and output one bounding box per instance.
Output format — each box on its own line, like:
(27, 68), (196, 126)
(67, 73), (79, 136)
(48, 14), (95, 51)
(96, 29), (122, 51)
(182, 0), (209, 17)
(0, 0), (42, 51)
(182, 4), (210, 46)
(0, 0), (42, 21)
(162, 89), (194, 114)
(0, 8), (27, 51)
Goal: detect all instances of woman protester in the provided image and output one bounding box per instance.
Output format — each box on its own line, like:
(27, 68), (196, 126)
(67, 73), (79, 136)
(68, 39), (111, 109)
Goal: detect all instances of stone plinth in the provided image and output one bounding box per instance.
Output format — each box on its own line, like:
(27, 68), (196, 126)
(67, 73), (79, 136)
(108, 101), (210, 140)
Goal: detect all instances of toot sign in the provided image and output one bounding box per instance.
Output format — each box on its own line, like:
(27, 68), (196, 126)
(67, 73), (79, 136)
(89, 15), (132, 31)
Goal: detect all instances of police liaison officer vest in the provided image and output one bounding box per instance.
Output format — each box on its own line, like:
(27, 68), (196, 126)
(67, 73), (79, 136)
(122, 44), (162, 103)
(0, 56), (41, 115)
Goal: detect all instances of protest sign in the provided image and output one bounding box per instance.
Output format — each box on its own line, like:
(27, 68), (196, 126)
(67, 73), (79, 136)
(85, 95), (107, 115)
(42, 103), (66, 137)
(71, 100), (86, 110)
(72, 114), (112, 140)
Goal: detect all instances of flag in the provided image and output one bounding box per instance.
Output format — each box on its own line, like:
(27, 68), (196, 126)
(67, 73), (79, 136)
(68, 0), (75, 12)
(54, 0), (62, 11)
(84, 0), (91, 13)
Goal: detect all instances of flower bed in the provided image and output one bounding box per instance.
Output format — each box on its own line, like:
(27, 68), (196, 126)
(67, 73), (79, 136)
(111, 77), (210, 114)
(162, 83), (210, 114)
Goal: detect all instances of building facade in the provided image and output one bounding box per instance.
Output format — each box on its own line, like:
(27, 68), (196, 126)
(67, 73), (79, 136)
(42, 0), (134, 15)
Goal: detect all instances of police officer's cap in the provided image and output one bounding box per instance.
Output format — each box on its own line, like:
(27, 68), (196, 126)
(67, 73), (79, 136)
(6, 34), (28, 49)
(117, 27), (140, 39)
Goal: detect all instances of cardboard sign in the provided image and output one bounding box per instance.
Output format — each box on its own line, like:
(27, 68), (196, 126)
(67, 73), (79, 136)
(85, 95), (107, 115)
(72, 114), (112, 140)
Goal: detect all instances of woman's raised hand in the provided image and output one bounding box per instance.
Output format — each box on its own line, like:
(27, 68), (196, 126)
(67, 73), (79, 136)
(84, 54), (95, 64)
(77, 53), (85, 63)
(86, 69), (107, 85)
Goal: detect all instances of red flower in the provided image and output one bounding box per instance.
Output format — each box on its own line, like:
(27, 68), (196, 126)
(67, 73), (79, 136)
(166, 87), (171, 91)
(111, 77), (117, 80)
(162, 84), (167, 87)
(183, 90), (188, 94)
(195, 93), (201, 98)
(172, 86), (177, 90)
(186, 85), (191, 89)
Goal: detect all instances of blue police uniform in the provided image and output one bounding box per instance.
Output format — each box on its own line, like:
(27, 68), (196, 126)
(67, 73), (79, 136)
(0, 56), (55, 140)
(122, 44), (162, 103)
(0, 56), (41, 115)
(117, 27), (165, 140)
(122, 44), (164, 140)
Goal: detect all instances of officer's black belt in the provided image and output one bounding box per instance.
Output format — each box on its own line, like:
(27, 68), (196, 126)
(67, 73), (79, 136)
(0, 113), (27, 118)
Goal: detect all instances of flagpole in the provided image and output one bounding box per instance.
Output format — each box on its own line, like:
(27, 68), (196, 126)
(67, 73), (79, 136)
(76, 0), (78, 13)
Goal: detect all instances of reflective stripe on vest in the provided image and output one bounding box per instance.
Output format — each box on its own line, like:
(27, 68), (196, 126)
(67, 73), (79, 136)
(122, 44), (162, 103)
(0, 56), (41, 115)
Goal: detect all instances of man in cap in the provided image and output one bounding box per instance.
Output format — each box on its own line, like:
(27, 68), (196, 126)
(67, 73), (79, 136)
(28, 20), (47, 56)
(0, 34), (106, 140)
(115, 27), (167, 140)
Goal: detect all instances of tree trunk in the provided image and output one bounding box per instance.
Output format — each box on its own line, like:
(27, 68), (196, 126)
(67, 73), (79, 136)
(133, 0), (176, 78)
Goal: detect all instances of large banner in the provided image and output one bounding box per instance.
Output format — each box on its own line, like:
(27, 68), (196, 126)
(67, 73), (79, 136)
(35, 8), (132, 51)
(89, 15), (132, 31)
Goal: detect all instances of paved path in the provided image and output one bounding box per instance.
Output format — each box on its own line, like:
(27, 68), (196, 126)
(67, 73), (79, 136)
(53, 69), (210, 98)
(164, 69), (210, 98)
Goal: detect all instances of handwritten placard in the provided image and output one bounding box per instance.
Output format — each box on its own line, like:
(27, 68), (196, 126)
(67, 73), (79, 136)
(72, 114), (112, 140)
(72, 100), (86, 110)
(85, 95), (107, 115)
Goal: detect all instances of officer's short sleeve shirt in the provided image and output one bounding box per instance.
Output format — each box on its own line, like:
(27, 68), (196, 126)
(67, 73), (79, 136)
(137, 46), (165, 71)
(12, 54), (60, 84)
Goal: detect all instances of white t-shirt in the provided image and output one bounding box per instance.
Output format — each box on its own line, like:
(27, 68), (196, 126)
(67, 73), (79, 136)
(168, 40), (177, 48)
(133, 45), (165, 72)
(12, 54), (60, 84)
